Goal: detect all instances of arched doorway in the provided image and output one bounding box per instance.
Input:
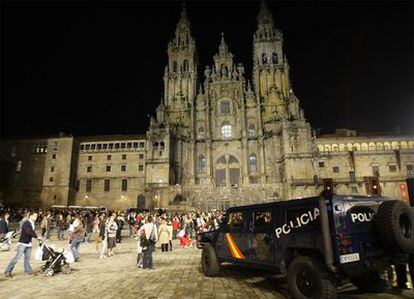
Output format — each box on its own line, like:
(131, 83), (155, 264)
(137, 194), (146, 209)
(215, 155), (240, 187)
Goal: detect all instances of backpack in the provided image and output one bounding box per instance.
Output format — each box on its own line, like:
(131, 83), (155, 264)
(140, 224), (156, 247)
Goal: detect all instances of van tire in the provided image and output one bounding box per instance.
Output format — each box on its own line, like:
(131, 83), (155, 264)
(350, 272), (389, 293)
(201, 244), (220, 277)
(287, 256), (337, 299)
(375, 200), (414, 254)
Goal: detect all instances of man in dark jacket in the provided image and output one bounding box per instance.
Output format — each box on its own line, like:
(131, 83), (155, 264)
(4, 212), (41, 277)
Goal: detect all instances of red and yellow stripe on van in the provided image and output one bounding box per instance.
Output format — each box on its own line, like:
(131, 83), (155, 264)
(225, 233), (246, 260)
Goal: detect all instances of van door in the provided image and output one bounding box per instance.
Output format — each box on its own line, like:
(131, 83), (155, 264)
(220, 210), (248, 262)
(246, 208), (275, 265)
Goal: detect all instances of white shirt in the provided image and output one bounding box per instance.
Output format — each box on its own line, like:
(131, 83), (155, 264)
(142, 222), (158, 242)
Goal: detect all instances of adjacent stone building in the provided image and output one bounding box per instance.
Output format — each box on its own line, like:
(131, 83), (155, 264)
(1, 2), (413, 209)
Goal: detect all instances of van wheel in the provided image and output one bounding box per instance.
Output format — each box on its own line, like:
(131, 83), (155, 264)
(375, 200), (414, 254)
(350, 271), (389, 293)
(201, 244), (220, 277)
(287, 256), (337, 299)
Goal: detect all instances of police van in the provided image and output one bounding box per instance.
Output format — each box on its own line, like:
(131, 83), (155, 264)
(197, 193), (414, 298)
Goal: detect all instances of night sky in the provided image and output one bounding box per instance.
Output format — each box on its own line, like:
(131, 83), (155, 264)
(1, 1), (413, 138)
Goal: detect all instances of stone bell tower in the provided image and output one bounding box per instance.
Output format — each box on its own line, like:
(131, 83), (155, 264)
(163, 3), (198, 128)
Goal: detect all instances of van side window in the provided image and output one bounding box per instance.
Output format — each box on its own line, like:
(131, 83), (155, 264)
(254, 211), (272, 227)
(227, 212), (244, 227)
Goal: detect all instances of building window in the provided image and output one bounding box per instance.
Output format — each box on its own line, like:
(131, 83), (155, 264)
(349, 171), (356, 182)
(115, 143), (120, 149)
(318, 161), (325, 168)
(80, 145), (85, 151)
(16, 160), (22, 172)
(109, 143), (114, 149)
(139, 154), (144, 159)
(407, 165), (414, 177)
(51, 166), (55, 172)
(139, 142), (145, 148)
(198, 155), (206, 173)
(220, 101), (230, 114)
(88, 155), (92, 161)
(106, 166), (111, 172)
(97, 144), (102, 150)
(389, 165), (397, 172)
(52, 154), (56, 159)
(121, 143), (126, 149)
(172, 61), (177, 72)
(121, 165), (126, 172)
(87, 166), (92, 173)
(262, 53), (268, 65)
(49, 177), (54, 182)
(183, 60), (189, 72)
(103, 144), (108, 150)
(75, 180), (80, 192)
(333, 166), (339, 173)
(104, 179), (110, 192)
(249, 154), (258, 173)
(351, 186), (358, 193)
(122, 154), (127, 160)
(122, 179), (128, 191)
(91, 144), (96, 150)
(372, 166), (380, 177)
(138, 165), (144, 171)
(160, 141), (165, 150)
(221, 123), (232, 138)
(272, 52), (278, 64)
(127, 142), (132, 148)
(248, 124), (255, 137)
(198, 127), (205, 139)
(86, 179), (92, 192)
(107, 155), (111, 160)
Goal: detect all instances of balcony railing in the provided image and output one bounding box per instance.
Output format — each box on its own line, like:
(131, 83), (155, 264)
(290, 175), (408, 186)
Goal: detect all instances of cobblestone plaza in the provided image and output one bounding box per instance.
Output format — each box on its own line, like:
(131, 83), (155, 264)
(0, 229), (412, 299)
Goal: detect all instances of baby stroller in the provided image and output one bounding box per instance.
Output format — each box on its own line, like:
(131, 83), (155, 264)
(35, 241), (74, 277)
(0, 230), (20, 251)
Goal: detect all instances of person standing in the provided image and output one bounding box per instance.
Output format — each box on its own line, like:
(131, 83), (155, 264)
(85, 213), (94, 243)
(69, 215), (85, 262)
(57, 214), (67, 241)
(158, 218), (169, 252)
(0, 212), (10, 237)
(98, 215), (108, 258)
(106, 213), (118, 257)
(167, 219), (173, 251)
(44, 212), (52, 241)
(172, 217), (180, 240)
(142, 216), (158, 270)
(4, 212), (42, 277)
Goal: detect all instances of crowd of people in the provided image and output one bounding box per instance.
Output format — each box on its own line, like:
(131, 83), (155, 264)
(0, 207), (224, 276)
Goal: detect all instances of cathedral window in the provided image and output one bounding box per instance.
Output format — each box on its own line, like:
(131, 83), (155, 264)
(221, 123), (232, 138)
(86, 179), (92, 192)
(249, 154), (258, 173)
(172, 61), (177, 72)
(160, 141), (165, 150)
(198, 127), (205, 139)
(183, 60), (189, 72)
(220, 100), (230, 114)
(262, 53), (268, 65)
(272, 53), (278, 64)
(248, 124), (256, 137)
(198, 155), (206, 173)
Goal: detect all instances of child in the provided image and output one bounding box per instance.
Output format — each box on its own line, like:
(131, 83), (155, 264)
(134, 227), (144, 268)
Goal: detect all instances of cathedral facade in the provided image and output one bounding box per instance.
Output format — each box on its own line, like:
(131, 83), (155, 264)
(1, 2), (413, 209)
